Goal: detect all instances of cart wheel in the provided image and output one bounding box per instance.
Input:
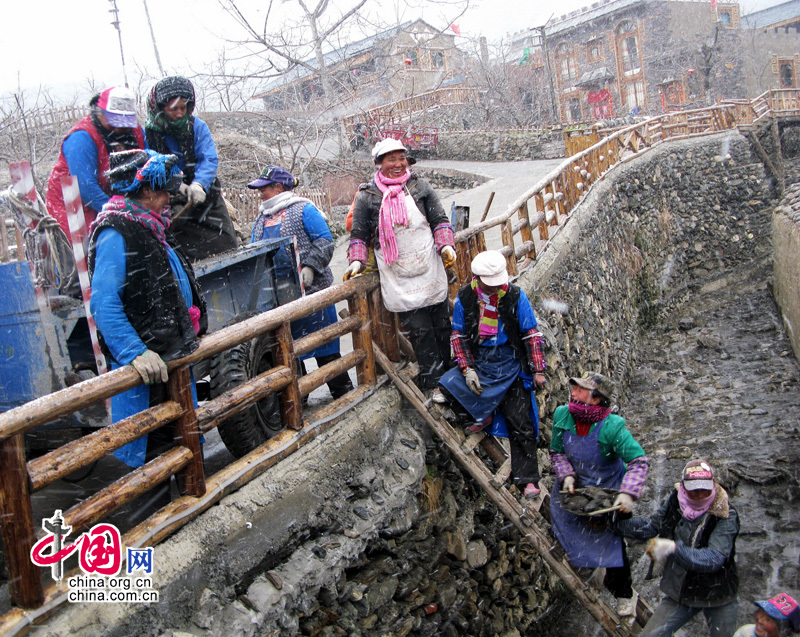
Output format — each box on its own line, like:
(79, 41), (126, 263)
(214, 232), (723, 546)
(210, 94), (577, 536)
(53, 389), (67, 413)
(208, 333), (284, 458)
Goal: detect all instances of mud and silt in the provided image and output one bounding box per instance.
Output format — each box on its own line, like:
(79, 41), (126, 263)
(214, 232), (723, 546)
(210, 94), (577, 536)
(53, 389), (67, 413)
(559, 255), (800, 635)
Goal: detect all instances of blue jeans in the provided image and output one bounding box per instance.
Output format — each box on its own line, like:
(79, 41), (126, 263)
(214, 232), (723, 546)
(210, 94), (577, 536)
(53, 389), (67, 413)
(641, 597), (739, 637)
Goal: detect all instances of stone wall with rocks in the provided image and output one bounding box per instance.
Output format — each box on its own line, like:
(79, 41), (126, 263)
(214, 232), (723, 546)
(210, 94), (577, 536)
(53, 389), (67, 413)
(772, 183), (800, 359)
(432, 130), (566, 162)
(523, 131), (772, 416)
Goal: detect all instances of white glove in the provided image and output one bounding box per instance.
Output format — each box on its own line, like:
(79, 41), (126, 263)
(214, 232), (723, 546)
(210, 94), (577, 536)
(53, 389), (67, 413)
(187, 182), (206, 205)
(441, 245), (456, 269)
(614, 493), (635, 513)
(464, 367), (482, 395)
(178, 182), (190, 197)
(343, 261), (364, 281)
(562, 475), (576, 494)
(131, 350), (168, 385)
(646, 538), (677, 562)
(301, 266), (314, 288)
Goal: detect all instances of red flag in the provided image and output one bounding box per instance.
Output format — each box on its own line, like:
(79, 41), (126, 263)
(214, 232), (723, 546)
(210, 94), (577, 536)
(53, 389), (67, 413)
(450, 24), (461, 35)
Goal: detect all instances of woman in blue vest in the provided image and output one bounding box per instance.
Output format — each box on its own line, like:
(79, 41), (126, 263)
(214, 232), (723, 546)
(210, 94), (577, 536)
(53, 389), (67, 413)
(247, 165), (353, 399)
(88, 149), (207, 474)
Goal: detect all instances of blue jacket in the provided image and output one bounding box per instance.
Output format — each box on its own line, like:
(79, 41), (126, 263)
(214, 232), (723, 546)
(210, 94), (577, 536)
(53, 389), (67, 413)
(158, 116), (218, 190)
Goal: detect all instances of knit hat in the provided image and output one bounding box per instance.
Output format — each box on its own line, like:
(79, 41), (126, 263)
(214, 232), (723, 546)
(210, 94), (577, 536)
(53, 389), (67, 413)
(471, 250), (508, 286)
(569, 371), (615, 402)
(96, 87), (138, 128)
(755, 593), (800, 632)
(681, 459), (715, 491)
(148, 76), (195, 114)
(247, 165), (298, 190)
(106, 149), (184, 195)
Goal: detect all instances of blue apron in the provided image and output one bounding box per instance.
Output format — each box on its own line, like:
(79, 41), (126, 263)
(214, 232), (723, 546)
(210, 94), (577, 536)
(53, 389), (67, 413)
(550, 419), (626, 568)
(438, 344), (538, 439)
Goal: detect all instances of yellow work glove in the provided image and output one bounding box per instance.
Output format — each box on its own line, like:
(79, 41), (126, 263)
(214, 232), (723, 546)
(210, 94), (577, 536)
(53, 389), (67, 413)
(441, 245), (456, 269)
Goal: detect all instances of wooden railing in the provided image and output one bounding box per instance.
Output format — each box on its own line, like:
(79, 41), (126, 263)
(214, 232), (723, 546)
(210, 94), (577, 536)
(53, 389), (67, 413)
(0, 87), (798, 626)
(455, 88), (800, 277)
(341, 86), (484, 132)
(0, 272), (400, 616)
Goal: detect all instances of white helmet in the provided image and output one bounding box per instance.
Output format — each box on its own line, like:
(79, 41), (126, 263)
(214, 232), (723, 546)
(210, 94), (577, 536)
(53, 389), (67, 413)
(371, 138), (407, 163)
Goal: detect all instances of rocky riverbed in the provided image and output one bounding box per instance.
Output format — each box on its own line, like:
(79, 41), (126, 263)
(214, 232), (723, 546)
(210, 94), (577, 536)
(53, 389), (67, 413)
(557, 253), (800, 635)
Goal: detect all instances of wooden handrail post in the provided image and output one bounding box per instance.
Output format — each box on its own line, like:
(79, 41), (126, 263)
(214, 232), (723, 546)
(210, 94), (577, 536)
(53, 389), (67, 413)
(517, 201), (535, 262)
(369, 287), (401, 362)
(167, 366), (206, 497)
(0, 434), (44, 608)
(348, 291), (377, 387)
(275, 322), (304, 430)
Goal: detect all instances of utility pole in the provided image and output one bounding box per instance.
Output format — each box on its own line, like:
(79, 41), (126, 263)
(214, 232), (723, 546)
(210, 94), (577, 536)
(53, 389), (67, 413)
(537, 24), (561, 126)
(142, 0), (165, 77)
(108, 0), (130, 88)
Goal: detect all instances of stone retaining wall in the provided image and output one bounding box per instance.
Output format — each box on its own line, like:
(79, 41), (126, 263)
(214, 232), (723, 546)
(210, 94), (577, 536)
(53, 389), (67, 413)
(772, 183), (800, 360)
(525, 132), (771, 413)
(432, 130), (566, 162)
(44, 132), (781, 636)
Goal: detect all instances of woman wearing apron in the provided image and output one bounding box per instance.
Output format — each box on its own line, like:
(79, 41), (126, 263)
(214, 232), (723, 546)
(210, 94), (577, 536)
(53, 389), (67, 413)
(550, 372), (650, 618)
(346, 139), (456, 391)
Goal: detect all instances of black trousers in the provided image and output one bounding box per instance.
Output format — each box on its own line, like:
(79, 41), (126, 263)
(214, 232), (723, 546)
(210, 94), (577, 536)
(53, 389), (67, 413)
(604, 541), (633, 598)
(398, 298), (452, 390)
(498, 376), (540, 485)
(315, 353), (354, 399)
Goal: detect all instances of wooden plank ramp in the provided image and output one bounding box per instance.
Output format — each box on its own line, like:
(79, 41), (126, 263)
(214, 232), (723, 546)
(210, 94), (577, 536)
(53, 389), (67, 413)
(374, 344), (652, 636)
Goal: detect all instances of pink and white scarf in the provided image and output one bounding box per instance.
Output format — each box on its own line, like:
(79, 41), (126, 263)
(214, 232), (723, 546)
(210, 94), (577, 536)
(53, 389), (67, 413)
(678, 483), (717, 521)
(374, 169), (411, 264)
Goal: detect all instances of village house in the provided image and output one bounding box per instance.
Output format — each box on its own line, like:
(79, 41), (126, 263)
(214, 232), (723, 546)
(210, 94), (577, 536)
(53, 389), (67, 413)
(509, 0), (799, 123)
(253, 19), (467, 111)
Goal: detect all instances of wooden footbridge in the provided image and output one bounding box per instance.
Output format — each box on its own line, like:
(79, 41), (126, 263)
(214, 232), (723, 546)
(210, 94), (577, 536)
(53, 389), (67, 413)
(0, 88), (798, 635)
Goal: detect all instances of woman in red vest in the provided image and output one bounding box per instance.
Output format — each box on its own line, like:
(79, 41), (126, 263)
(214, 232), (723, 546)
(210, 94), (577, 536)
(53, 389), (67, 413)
(46, 86), (146, 242)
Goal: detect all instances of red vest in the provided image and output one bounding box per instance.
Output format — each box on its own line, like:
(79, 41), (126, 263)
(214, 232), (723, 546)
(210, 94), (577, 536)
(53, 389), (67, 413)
(46, 117), (145, 240)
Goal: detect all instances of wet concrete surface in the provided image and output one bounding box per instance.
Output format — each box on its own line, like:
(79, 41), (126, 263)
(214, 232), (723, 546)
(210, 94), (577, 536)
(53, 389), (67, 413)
(558, 255), (800, 635)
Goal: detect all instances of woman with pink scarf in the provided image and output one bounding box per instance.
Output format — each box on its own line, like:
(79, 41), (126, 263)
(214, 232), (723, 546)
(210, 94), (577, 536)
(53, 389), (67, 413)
(615, 459), (741, 636)
(345, 139), (456, 391)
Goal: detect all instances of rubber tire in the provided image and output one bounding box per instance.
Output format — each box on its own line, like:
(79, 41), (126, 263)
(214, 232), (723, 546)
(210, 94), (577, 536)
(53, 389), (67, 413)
(208, 333), (284, 458)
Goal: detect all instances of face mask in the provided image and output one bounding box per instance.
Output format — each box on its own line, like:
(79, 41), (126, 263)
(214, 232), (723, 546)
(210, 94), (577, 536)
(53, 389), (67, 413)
(568, 399), (610, 426)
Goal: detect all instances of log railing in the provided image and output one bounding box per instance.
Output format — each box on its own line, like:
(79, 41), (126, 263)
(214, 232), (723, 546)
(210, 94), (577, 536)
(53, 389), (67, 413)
(449, 88), (800, 278)
(0, 272), (399, 611)
(0, 87), (799, 620)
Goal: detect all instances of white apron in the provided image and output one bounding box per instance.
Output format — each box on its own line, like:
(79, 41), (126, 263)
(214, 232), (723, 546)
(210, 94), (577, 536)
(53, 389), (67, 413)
(375, 193), (448, 313)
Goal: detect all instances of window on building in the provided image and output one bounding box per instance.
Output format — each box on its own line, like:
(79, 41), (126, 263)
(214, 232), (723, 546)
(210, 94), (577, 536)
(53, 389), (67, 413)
(616, 21), (641, 75)
(405, 50), (419, 67)
(431, 51), (445, 68)
(779, 60), (797, 88)
(718, 10), (731, 25)
(587, 42), (602, 63)
(622, 79), (646, 114)
(556, 42), (577, 87)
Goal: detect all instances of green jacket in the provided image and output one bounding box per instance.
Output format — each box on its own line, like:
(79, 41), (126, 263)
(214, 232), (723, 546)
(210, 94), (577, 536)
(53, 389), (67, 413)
(550, 405), (645, 463)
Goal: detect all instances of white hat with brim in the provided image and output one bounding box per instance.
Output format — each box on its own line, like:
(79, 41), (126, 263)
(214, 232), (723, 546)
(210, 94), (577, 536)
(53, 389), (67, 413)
(471, 250), (508, 287)
(371, 138), (407, 163)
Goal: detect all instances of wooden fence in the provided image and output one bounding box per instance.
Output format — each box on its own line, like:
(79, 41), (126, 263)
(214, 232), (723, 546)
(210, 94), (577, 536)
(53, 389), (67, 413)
(0, 88), (797, 629)
(221, 187), (333, 228)
(341, 86), (484, 133)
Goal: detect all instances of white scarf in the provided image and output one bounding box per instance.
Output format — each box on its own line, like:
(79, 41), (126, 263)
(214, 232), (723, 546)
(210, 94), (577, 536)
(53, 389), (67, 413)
(258, 191), (313, 218)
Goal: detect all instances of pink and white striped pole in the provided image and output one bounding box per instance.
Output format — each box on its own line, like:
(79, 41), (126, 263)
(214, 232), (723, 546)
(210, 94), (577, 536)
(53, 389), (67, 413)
(61, 176), (108, 375)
